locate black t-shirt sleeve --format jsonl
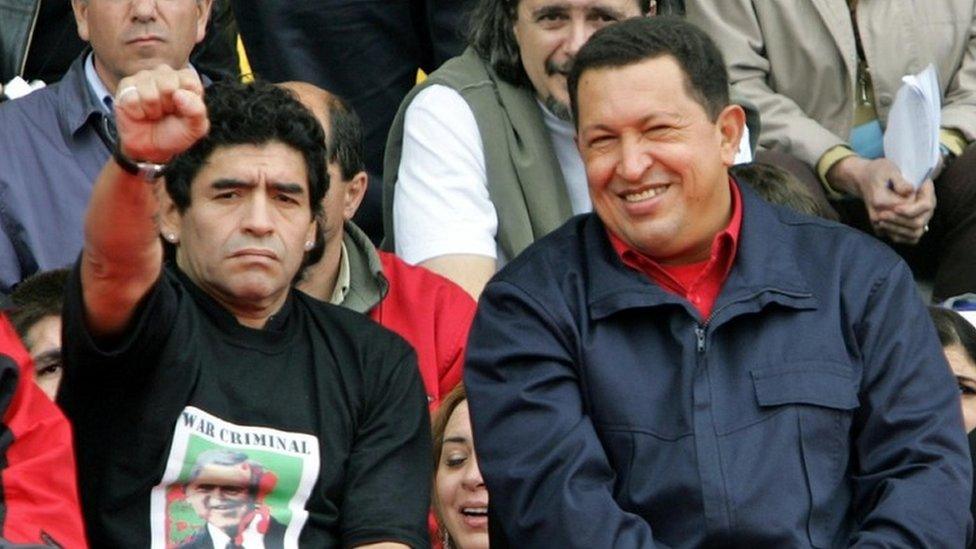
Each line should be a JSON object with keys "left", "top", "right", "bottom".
{"left": 341, "top": 340, "right": 432, "bottom": 548}
{"left": 59, "top": 261, "right": 178, "bottom": 396}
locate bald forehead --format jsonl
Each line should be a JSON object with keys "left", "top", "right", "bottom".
{"left": 278, "top": 81, "right": 333, "bottom": 141}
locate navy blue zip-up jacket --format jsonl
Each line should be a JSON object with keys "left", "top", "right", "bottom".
{"left": 465, "top": 182, "right": 972, "bottom": 548}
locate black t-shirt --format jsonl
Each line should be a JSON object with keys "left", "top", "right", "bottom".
{"left": 59, "top": 264, "right": 431, "bottom": 548}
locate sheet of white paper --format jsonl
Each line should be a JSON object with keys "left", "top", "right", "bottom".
{"left": 883, "top": 64, "right": 941, "bottom": 189}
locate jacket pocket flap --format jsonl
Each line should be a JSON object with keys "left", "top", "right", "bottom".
{"left": 752, "top": 364, "right": 858, "bottom": 410}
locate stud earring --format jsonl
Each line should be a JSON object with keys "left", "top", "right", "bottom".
{"left": 304, "top": 241, "right": 314, "bottom": 250}
{"left": 165, "top": 233, "right": 178, "bottom": 243}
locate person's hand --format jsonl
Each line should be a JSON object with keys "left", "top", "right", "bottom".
{"left": 113, "top": 65, "right": 208, "bottom": 164}
{"left": 876, "top": 178, "right": 936, "bottom": 245}
{"left": 827, "top": 156, "right": 932, "bottom": 244}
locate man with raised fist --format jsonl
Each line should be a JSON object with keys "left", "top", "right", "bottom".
{"left": 57, "top": 68, "right": 432, "bottom": 548}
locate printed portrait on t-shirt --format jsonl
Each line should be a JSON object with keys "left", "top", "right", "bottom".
{"left": 149, "top": 407, "right": 320, "bottom": 549}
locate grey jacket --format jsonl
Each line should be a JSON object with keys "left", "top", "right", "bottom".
{"left": 0, "top": 54, "right": 111, "bottom": 295}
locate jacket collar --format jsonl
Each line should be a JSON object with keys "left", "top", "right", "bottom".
{"left": 586, "top": 180, "right": 817, "bottom": 323}
{"left": 57, "top": 51, "right": 212, "bottom": 142}
{"left": 57, "top": 50, "right": 106, "bottom": 140}
{"left": 338, "top": 221, "right": 388, "bottom": 314}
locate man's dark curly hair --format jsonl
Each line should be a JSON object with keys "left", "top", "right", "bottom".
{"left": 468, "top": 0, "right": 656, "bottom": 87}
{"left": 568, "top": 16, "right": 730, "bottom": 127}
{"left": 164, "top": 80, "right": 328, "bottom": 217}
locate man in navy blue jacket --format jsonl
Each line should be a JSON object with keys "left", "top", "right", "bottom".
{"left": 464, "top": 16, "right": 973, "bottom": 547}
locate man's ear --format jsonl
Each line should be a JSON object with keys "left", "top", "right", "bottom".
{"left": 196, "top": 0, "right": 214, "bottom": 45}
{"left": 342, "top": 171, "right": 368, "bottom": 222}
{"left": 716, "top": 104, "right": 746, "bottom": 167}
{"left": 72, "top": 0, "right": 90, "bottom": 42}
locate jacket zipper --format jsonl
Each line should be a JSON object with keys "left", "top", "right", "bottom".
{"left": 18, "top": 0, "right": 43, "bottom": 77}
{"left": 693, "top": 287, "right": 814, "bottom": 354}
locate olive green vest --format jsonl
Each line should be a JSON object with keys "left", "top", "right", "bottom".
{"left": 382, "top": 47, "right": 574, "bottom": 260}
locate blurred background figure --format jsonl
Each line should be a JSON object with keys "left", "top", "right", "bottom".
{"left": 687, "top": 0, "right": 976, "bottom": 302}
{"left": 6, "top": 268, "right": 69, "bottom": 401}
{"left": 1, "top": 0, "right": 239, "bottom": 99}
{"left": 730, "top": 162, "right": 828, "bottom": 218}
{"left": 432, "top": 385, "right": 488, "bottom": 549}
{"left": 231, "top": 0, "right": 476, "bottom": 243}
{"left": 928, "top": 305, "right": 976, "bottom": 548}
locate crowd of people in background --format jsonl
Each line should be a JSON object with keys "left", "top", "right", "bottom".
{"left": 0, "top": 0, "right": 975, "bottom": 547}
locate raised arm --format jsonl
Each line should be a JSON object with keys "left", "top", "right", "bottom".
{"left": 81, "top": 66, "right": 208, "bottom": 337}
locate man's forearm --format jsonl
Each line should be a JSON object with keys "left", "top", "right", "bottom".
{"left": 80, "top": 159, "right": 163, "bottom": 336}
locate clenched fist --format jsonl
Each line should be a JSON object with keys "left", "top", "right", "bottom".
{"left": 114, "top": 65, "right": 209, "bottom": 164}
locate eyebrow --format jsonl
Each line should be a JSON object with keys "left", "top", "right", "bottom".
{"left": 532, "top": 4, "right": 568, "bottom": 18}
{"left": 33, "top": 348, "right": 61, "bottom": 365}
{"left": 531, "top": 4, "right": 627, "bottom": 19}
{"left": 210, "top": 179, "right": 306, "bottom": 195}
{"left": 444, "top": 436, "right": 469, "bottom": 444}
{"left": 589, "top": 5, "right": 627, "bottom": 19}
{"left": 582, "top": 113, "right": 681, "bottom": 135}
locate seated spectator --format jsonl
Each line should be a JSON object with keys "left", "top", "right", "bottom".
{"left": 929, "top": 305, "right": 976, "bottom": 548}
{"left": 686, "top": 1, "right": 976, "bottom": 301}
{"left": 930, "top": 306, "right": 976, "bottom": 433}
{"left": 730, "top": 162, "right": 828, "bottom": 218}
{"left": 58, "top": 74, "right": 431, "bottom": 547}
{"left": 431, "top": 385, "right": 488, "bottom": 549}
{"left": 382, "top": 0, "right": 758, "bottom": 298}
{"left": 7, "top": 268, "right": 70, "bottom": 400}
{"left": 464, "top": 17, "right": 972, "bottom": 546}
{"left": 283, "top": 82, "right": 475, "bottom": 411}
{"left": 0, "top": 0, "right": 238, "bottom": 97}
{"left": 0, "top": 0, "right": 214, "bottom": 296}
{"left": 0, "top": 314, "right": 85, "bottom": 547}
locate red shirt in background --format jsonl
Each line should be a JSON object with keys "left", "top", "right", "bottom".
{"left": 0, "top": 314, "right": 87, "bottom": 547}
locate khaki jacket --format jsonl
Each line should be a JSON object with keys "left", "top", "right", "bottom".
{"left": 687, "top": 0, "right": 976, "bottom": 167}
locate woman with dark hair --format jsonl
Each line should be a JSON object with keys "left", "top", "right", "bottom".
{"left": 431, "top": 385, "right": 489, "bottom": 549}
{"left": 929, "top": 306, "right": 976, "bottom": 433}
{"left": 929, "top": 305, "right": 976, "bottom": 548}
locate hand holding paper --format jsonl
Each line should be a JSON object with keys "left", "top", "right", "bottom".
{"left": 883, "top": 64, "right": 941, "bottom": 189}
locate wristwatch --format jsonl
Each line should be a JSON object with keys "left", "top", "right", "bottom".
{"left": 112, "top": 141, "right": 167, "bottom": 181}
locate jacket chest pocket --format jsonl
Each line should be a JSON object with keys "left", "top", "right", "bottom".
{"left": 751, "top": 363, "right": 859, "bottom": 548}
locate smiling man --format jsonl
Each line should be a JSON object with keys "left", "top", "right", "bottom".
{"left": 382, "top": 0, "right": 658, "bottom": 298}
{"left": 464, "top": 17, "right": 972, "bottom": 547}
{"left": 57, "top": 72, "right": 431, "bottom": 548}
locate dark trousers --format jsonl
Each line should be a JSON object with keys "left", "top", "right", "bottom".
{"left": 231, "top": 0, "right": 473, "bottom": 244}
{"left": 756, "top": 146, "right": 976, "bottom": 301}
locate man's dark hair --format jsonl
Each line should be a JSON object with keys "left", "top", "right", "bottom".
{"left": 568, "top": 16, "right": 729, "bottom": 126}
{"left": 730, "top": 163, "right": 829, "bottom": 218}
{"left": 930, "top": 306, "right": 976, "bottom": 364}
{"left": 165, "top": 80, "right": 328, "bottom": 217}
{"left": 324, "top": 94, "right": 366, "bottom": 181}
{"left": 468, "top": 0, "right": 656, "bottom": 87}
{"left": 7, "top": 269, "right": 70, "bottom": 341}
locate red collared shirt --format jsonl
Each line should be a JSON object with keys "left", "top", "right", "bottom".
{"left": 608, "top": 179, "right": 743, "bottom": 320}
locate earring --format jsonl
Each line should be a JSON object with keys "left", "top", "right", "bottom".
{"left": 304, "top": 241, "right": 314, "bottom": 250}
{"left": 165, "top": 233, "right": 178, "bottom": 243}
